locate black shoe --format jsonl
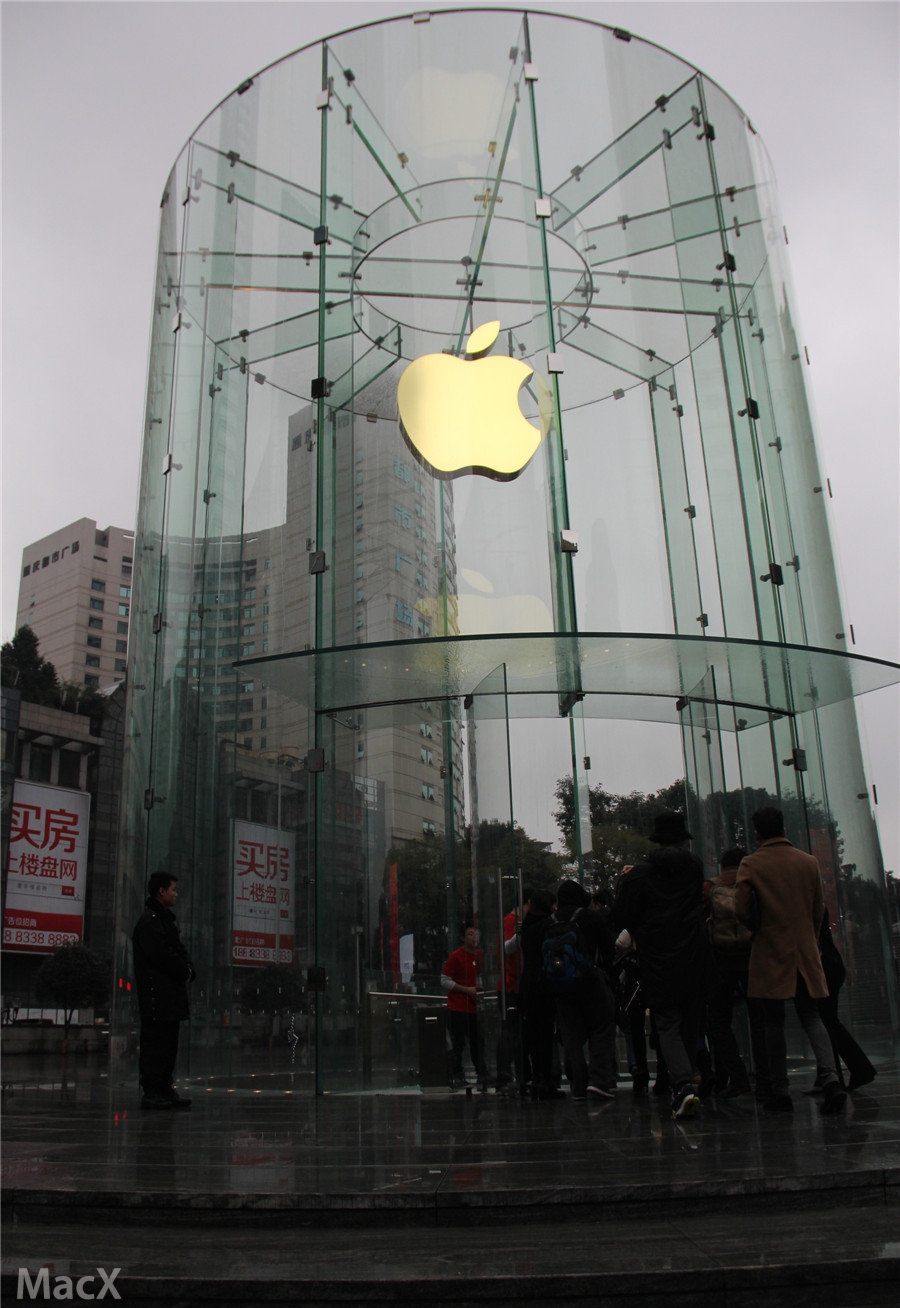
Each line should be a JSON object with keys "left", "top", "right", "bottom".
{"left": 168, "top": 1091, "right": 193, "bottom": 1108}
{"left": 821, "top": 1081, "right": 847, "bottom": 1114}
{"left": 630, "top": 1066, "right": 649, "bottom": 1094}
{"left": 141, "top": 1094, "right": 174, "bottom": 1110}
{"left": 847, "top": 1069, "right": 876, "bottom": 1092}
{"left": 762, "top": 1094, "right": 793, "bottom": 1113}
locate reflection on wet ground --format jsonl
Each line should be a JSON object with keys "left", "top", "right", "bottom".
{"left": 2, "top": 1054, "right": 898, "bottom": 1303}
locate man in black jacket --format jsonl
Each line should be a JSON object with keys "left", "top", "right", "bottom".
{"left": 611, "top": 812, "right": 710, "bottom": 1119}
{"left": 132, "top": 871, "right": 195, "bottom": 1109}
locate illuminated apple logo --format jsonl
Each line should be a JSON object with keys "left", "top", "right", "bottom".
{"left": 397, "top": 321, "right": 544, "bottom": 480}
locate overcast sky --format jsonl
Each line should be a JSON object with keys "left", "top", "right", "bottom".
{"left": 2, "top": 0, "right": 897, "bottom": 866}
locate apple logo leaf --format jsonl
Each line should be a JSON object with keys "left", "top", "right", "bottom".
{"left": 465, "top": 320, "right": 501, "bottom": 358}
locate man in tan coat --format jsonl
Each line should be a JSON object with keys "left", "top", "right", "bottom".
{"left": 735, "top": 806, "right": 846, "bottom": 1114}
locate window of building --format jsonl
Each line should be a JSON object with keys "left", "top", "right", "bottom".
{"left": 58, "top": 752, "right": 81, "bottom": 789}
{"left": 262, "top": 640, "right": 269, "bottom": 652}
{"left": 243, "top": 606, "right": 255, "bottom": 618}
{"left": 422, "top": 821, "right": 435, "bottom": 835}
{"left": 421, "top": 747, "right": 434, "bottom": 765}
{"left": 88, "top": 617, "right": 103, "bottom": 630}
{"left": 114, "top": 659, "right": 127, "bottom": 673}
{"left": 117, "top": 621, "right": 128, "bottom": 635}
{"left": 119, "top": 585, "right": 131, "bottom": 598}
{"left": 243, "top": 624, "right": 256, "bottom": 636}
{"left": 84, "top": 674, "right": 98, "bottom": 686}
{"left": 241, "top": 644, "right": 255, "bottom": 657}
{"left": 118, "top": 604, "right": 129, "bottom": 616}
{"left": 356, "top": 564, "right": 363, "bottom": 580}
{"left": 91, "top": 579, "right": 106, "bottom": 592}
{"left": 420, "top": 722, "right": 433, "bottom": 738}
{"left": 115, "top": 640, "right": 127, "bottom": 653}
{"left": 85, "top": 655, "right": 100, "bottom": 668}
{"left": 259, "top": 716, "right": 267, "bottom": 729}
{"left": 29, "top": 742, "right": 53, "bottom": 784}
{"left": 239, "top": 719, "right": 253, "bottom": 732}
{"left": 355, "top": 517, "right": 364, "bottom": 532}
{"left": 355, "top": 541, "right": 363, "bottom": 555}
{"left": 357, "top": 743, "right": 365, "bottom": 759}
{"left": 422, "top": 785, "right": 435, "bottom": 801}
{"left": 87, "top": 636, "right": 102, "bottom": 649}
{"left": 356, "top": 613, "right": 365, "bottom": 629}
{"left": 89, "top": 598, "right": 104, "bottom": 612}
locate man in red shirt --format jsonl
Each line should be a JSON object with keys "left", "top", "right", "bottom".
{"left": 441, "top": 922, "right": 488, "bottom": 1091}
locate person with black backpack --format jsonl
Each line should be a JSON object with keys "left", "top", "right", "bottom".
{"left": 543, "top": 880, "right": 617, "bottom": 1100}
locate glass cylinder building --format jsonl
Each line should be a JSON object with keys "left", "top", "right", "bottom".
{"left": 114, "top": 8, "right": 899, "bottom": 1093}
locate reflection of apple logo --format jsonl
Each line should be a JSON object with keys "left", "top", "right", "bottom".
{"left": 397, "top": 321, "right": 543, "bottom": 480}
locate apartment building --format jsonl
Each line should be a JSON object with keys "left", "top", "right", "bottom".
{"left": 16, "top": 519, "right": 134, "bottom": 687}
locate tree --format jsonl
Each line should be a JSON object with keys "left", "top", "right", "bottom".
{"left": 553, "top": 775, "right": 689, "bottom": 893}
{"left": 34, "top": 945, "right": 110, "bottom": 1032}
{"left": 1, "top": 626, "right": 59, "bottom": 705}
{"left": 58, "top": 680, "right": 109, "bottom": 725}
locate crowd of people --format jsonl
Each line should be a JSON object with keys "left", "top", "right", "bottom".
{"left": 441, "top": 806, "right": 876, "bottom": 1118}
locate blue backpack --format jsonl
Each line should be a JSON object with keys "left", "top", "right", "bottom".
{"left": 540, "top": 910, "right": 591, "bottom": 995}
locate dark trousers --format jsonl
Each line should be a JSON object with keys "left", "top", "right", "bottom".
{"left": 139, "top": 1019, "right": 181, "bottom": 1095}
{"left": 495, "top": 996, "right": 522, "bottom": 1086}
{"left": 818, "top": 989, "right": 875, "bottom": 1086}
{"left": 556, "top": 970, "right": 617, "bottom": 1096}
{"left": 651, "top": 992, "right": 704, "bottom": 1091}
{"left": 521, "top": 995, "right": 556, "bottom": 1092}
{"left": 760, "top": 974, "right": 838, "bottom": 1096}
{"left": 707, "top": 969, "right": 752, "bottom": 1088}
{"left": 447, "top": 1009, "right": 486, "bottom": 1083}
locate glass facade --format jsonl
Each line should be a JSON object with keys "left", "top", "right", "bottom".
{"left": 113, "top": 9, "right": 899, "bottom": 1092}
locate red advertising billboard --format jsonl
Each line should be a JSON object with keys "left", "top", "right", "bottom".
{"left": 231, "top": 819, "right": 295, "bottom": 966}
{"left": 3, "top": 781, "right": 90, "bottom": 954}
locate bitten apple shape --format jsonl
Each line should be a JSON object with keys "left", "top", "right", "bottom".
{"left": 397, "top": 321, "right": 542, "bottom": 479}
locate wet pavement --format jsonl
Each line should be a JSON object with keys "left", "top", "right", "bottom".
{"left": 2, "top": 1052, "right": 898, "bottom": 1305}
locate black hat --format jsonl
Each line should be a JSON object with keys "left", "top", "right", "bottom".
{"left": 649, "top": 811, "right": 693, "bottom": 845}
